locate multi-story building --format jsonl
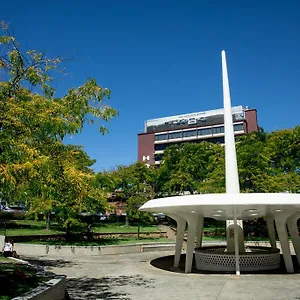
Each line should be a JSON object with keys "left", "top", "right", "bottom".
{"left": 138, "top": 105, "right": 258, "bottom": 166}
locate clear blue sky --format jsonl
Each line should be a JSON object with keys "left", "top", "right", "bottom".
{"left": 2, "top": 1, "right": 300, "bottom": 171}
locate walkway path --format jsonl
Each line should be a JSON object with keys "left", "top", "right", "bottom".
{"left": 158, "top": 225, "right": 177, "bottom": 240}
{"left": 26, "top": 251, "right": 300, "bottom": 300}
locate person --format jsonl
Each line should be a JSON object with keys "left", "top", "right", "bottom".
{"left": 10, "top": 239, "right": 19, "bottom": 258}
{"left": 3, "top": 239, "right": 13, "bottom": 257}
{"left": 87, "top": 224, "right": 93, "bottom": 240}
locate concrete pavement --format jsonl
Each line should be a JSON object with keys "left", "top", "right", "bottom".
{"left": 25, "top": 251, "right": 300, "bottom": 300}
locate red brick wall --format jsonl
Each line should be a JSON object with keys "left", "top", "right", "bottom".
{"left": 244, "top": 109, "right": 258, "bottom": 133}
{"left": 137, "top": 133, "right": 155, "bottom": 164}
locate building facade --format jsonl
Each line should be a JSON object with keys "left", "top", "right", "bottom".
{"left": 138, "top": 105, "right": 258, "bottom": 166}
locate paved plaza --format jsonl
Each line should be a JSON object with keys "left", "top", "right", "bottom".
{"left": 25, "top": 251, "right": 300, "bottom": 300}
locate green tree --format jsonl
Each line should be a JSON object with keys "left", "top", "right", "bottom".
{"left": 267, "top": 126, "right": 300, "bottom": 174}
{"left": 157, "top": 142, "right": 225, "bottom": 195}
{"left": 197, "top": 144, "right": 225, "bottom": 194}
{"left": 0, "top": 23, "right": 117, "bottom": 229}
{"left": 153, "top": 127, "right": 300, "bottom": 196}
{"left": 95, "top": 170, "right": 117, "bottom": 193}
{"left": 111, "top": 162, "right": 155, "bottom": 225}
{"left": 235, "top": 130, "right": 272, "bottom": 192}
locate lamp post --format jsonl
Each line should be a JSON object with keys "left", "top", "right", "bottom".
{"left": 138, "top": 213, "right": 140, "bottom": 240}
{"left": 134, "top": 204, "right": 141, "bottom": 240}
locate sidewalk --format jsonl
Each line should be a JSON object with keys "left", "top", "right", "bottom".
{"left": 26, "top": 251, "right": 300, "bottom": 300}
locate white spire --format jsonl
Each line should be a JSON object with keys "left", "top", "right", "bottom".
{"left": 221, "top": 50, "right": 240, "bottom": 194}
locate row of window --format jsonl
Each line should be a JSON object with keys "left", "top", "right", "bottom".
{"left": 154, "top": 124, "right": 244, "bottom": 141}
{"left": 154, "top": 136, "right": 226, "bottom": 160}
{"left": 233, "top": 123, "right": 244, "bottom": 131}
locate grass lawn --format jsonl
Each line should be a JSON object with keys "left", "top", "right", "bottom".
{"left": 0, "top": 256, "right": 9, "bottom": 263}
{"left": 6, "top": 228, "right": 65, "bottom": 236}
{"left": 23, "top": 237, "right": 173, "bottom": 246}
{"left": 6, "top": 220, "right": 160, "bottom": 236}
{"left": 13, "top": 220, "right": 53, "bottom": 227}
{"left": 93, "top": 224, "right": 159, "bottom": 233}
{"left": 244, "top": 237, "right": 272, "bottom": 241}
{"left": 202, "top": 236, "right": 226, "bottom": 241}
{"left": 6, "top": 220, "right": 65, "bottom": 236}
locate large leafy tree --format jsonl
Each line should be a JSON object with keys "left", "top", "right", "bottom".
{"left": 108, "top": 162, "right": 156, "bottom": 225}
{"left": 0, "top": 23, "right": 117, "bottom": 228}
{"left": 155, "top": 127, "right": 300, "bottom": 196}
{"left": 235, "top": 128, "right": 300, "bottom": 193}
{"left": 265, "top": 127, "right": 300, "bottom": 193}
{"left": 235, "top": 130, "right": 272, "bottom": 192}
{"left": 267, "top": 127, "right": 300, "bottom": 174}
{"left": 157, "top": 142, "right": 225, "bottom": 195}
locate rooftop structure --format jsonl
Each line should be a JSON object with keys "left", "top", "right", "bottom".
{"left": 140, "top": 51, "right": 300, "bottom": 275}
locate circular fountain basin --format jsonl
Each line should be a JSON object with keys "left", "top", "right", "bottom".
{"left": 195, "top": 246, "right": 280, "bottom": 272}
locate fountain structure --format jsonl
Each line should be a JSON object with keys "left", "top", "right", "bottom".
{"left": 139, "top": 51, "right": 300, "bottom": 275}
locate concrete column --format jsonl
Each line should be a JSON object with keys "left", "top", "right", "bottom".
{"left": 168, "top": 214, "right": 186, "bottom": 268}
{"left": 196, "top": 215, "right": 204, "bottom": 248}
{"left": 233, "top": 208, "right": 240, "bottom": 275}
{"left": 0, "top": 235, "right": 5, "bottom": 254}
{"left": 226, "top": 224, "right": 245, "bottom": 253}
{"left": 266, "top": 216, "right": 277, "bottom": 249}
{"left": 274, "top": 211, "right": 294, "bottom": 273}
{"left": 287, "top": 212, "right": 300, "bottom": 265}
{"left": 181, "top": 212, "right": 198, "bottom": 273}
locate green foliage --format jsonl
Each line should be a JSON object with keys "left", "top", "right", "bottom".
{"left": 236, "top": 131, "right": 272, "bottom": 192}
{"left": 114, "top": 163, "right": 155, "bottom": 223}
{"left": 236, "top": 128, "right": 300, "bottom": 193}
{"left": 95, "top": 171, "right": 117, "bottom": 192}
{"left": 96, "top": 162, "right": 156, "bottom": 224}
{"left": 157, "top": 142, "right": 225, "bottom": 195}
{"left": 267, "top": 127, "right": 300, "bottom": 174}
{"left": 93, "top": 126, "right": 300, "bottom": 225}
{"left": 140, "top": 128, "right": 300, "bottom": 197}
{"left": 0, "top": 23, "right": 117, "bottom": 229}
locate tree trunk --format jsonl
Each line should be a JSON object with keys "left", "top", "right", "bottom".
{"left": 46, "top": 212, "right": 50, "bottom": 230}
{"left": 137, "top": 217, "right": 140, "bottom": 240}
{"left": 125, "top": 215, "right": 129, "bottom": 227}
{"left": 66, "top": 222, "right": 71, "bottom": 241}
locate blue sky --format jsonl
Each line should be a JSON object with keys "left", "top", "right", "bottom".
{"left": 2, "top": 1, "right": 300, "bottom": 171}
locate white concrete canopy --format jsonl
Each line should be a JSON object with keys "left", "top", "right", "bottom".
{"left": 140, "top": 193, "right": 300, "bottom": 274}
{"left": 139, "top": 193, "right": 300, "bottom": 220}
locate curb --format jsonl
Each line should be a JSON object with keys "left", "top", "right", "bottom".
{"left": 7, "top": 256, "right": 29, "bottom": 264}
{"left": 2, "top": 257, "right": 66, "bottom": 300}
{"left": 15, "top": 242, "right": 176, "bottom": 257}
{"left": 12, "top": 276, "right": 66, "bottom": 300}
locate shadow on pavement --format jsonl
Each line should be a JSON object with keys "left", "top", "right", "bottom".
{"left": 67, "top": 275, "right": 155, "bottom": 300}
{"left": 23, "top": 257, "right": 75, "bottom": 268}
{"left": 151, "top": 254, "right": 300, "bottom": 275}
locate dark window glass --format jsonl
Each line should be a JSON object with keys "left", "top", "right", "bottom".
{"left": 183, "top": 130, "right": 197, "bottom": 137}
{"left": 168, "top": 131, "right": 182, "bottom": 139}
{"left": 155, "top": 133, "right": 168, "bottom": 141}
{"left": 206, "top": 136, "right": 225, "bottom": 144}
{"left": 234, "top": 124, "right": 244, "bottom": 131}
{"left": 213, "top": 126, "right": 224, "bottom": 134}
{"left": 155, "top": 154, "right": 163, "bottom": 161}
{"left": 198, "top": 128, "right": 212, "bottom": 136}
{"left": 154, "top": 143, "right": 167, "bottom": 151}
